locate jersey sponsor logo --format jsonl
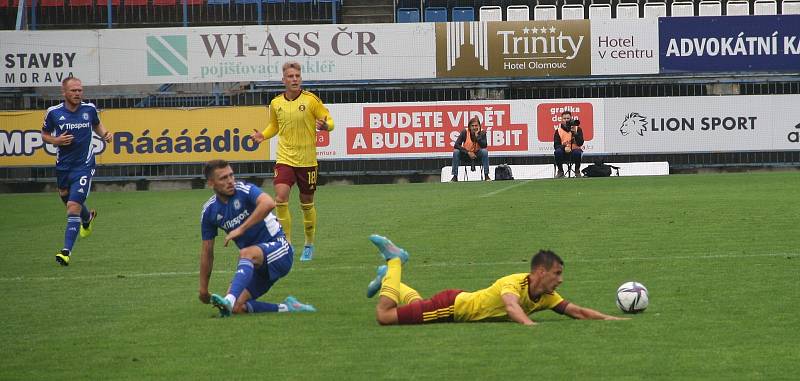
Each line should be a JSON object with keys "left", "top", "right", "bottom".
{"left": 58, "top": 122, "right": 92, "bottom": 130}
{"left": 222, "top": 209, "right": 250, "bottom": 231}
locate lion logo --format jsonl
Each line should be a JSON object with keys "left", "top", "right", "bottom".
{"left": 620, "top": 113, "right": 648, "bottom": 137}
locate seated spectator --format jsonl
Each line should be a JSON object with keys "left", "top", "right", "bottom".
{"left": 451, "top": 117, "right": 489, "bottom": 182}
{"left": 554, "top": 111, "right": 584, "bottom": 178}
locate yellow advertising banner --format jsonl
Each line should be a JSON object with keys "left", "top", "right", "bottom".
{"left": 436, "top": 20, "right": 591, "bottom": 78}
{"left": 0, "top": 107, "right": 270, "bottom": 167}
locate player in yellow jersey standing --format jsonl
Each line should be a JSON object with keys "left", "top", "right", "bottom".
{"left": 365, "top": 234, "right": 628, "bottom": 325}
{"left": 250, "top": 62, "right": 334, "bottom": 261}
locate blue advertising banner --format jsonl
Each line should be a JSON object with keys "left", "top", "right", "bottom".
{"left": 659, "top": 15, "right": 800, "bottom": 73}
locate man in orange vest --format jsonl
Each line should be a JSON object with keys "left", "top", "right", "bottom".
{"left": 451, "top": 117, "right": 490, "bottom": 182}
{"left": 553, "top": 111, "right": 584, "bottom": 178}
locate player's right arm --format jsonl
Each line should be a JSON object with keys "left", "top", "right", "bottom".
{"left": 198, "top": 239, "right": 215, "bottom": 304}
{"left": 563, "top": 303, "right": 629, "bottom": 321}
{"left": 41, "top": 113, "right": 73, "bottom": 146}
{"left": 501, "top": 293, "right": 536, "bottom": 326}
{"left": 251, "top": 103, "right": 279, "bottom": 144}
{"left": 41, "top": 130, "right": 73, "bottom": 146}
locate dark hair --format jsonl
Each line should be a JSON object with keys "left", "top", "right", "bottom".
{"left": 468, "top": 116, "right": 482, "bottom": 127}
{"left": 560, "top": 111, "right": 572, "bottom": 117}
{"left": 204, "top": 159, "right": 229, "bottom": 180}
{"left": 530, "top": 250, "right": 564, "bottom": 271}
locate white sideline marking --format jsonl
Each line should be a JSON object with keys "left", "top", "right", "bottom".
{"left": 0, "top": 252, "right": 793, "bottom": 283}
{"left": 480, "top": 180, "right": 533, "bottom": 198}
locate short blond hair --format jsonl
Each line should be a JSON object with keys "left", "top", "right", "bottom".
{"left": 282, "top": 61, "right": 302, "bottom": 73}
{"left": 62, "top": 77, "right": 81, "bottom": 88}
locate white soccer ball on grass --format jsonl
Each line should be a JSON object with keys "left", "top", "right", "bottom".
{"left": 616, "top": 281, "right": 649, "bottom": 314}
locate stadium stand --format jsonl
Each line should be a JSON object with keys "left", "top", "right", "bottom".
{"left": 534, "top": 3, "right": 557, "bottom": 20}
{"left": 451, "top": 6, "right": 474, "bottom": 21}
{"left": 3, "top": 0, "right": 800, "bottom": 185}
{"left": 561, "top": 2, "right": 586, "bottom": 19}
{"left": 753, "top": 0, "right": 777, "bottom": 13}
{"left": 785, "top": 0, "right": 800, "bottom": 13}
{"left": 589, "top": 0, "right": 613, "bottom": 18}
{"left": 396, "top": 7, "right": 419, "bottom": 22}
{"left": 478, "top": 5, "right": 501, "bottom": 20}
{"left": 1, "top": 0, "right": 338, "bottom": 28}
{"left": 698, "top": 0, "right": 722, "bottom": 15}
{"left": 617, "top": 1, "right": 641, "bottom": 18}
{"left": 726, "top": 0, "right": 750, "bottom": 14}
{"left": 645, "top": 0, "right": 668, "bottom": 16}
{"left": 670, "top": 1, "right": 695, "bottom": 15}
{"left": 424, "top": 6, "right": 447, "bottom": 21}
{"left": 506, "top": 4, "right": 529, "bottom": 20}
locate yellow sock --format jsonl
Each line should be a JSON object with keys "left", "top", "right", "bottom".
{"left": 379, "top": 258, "right": 402, "bottom": 304}
{"left": 300, "top": 202, "right": 316, "bottom": 246}
{"left": 275, "top": 202, "right": 291, "bottom": 243}
{"left": 398, "top": 283, "right": 422, "bottom": 305}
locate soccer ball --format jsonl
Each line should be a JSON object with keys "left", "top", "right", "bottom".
{"left": 616, "top": 281, "right": 649, "bottom": 314}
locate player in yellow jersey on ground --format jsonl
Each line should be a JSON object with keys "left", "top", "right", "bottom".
{"left": 365, "top": 234, "right": 628, "bottom": 325}
{"left": 251, "top": 61, "right": 334, "bottom": 261}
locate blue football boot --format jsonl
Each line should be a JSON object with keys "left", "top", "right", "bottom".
{"left": 366, "top": 265, "right": 388, "bottom": 298}
{"left": 369, "top": 234, "right": 409, "bottom": 263}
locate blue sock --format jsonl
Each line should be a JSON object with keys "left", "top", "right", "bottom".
{"left": 64, "top": 214, "right": 81, "bottom": 251}
{"left": 229, "top": 259, "right": 255, "bottom": 299}
{"left": 245, "top": 300, "right": 280, "bottom": 313}
{"left": 80, "top": 205, "right": 91, "bottom": 227}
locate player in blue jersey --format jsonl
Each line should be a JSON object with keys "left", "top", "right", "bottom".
{"left": 199, "top": 159, "right": 316, "bottom": 317}
{"left": 41, "top": 77, "right": 112, "bottom": 266}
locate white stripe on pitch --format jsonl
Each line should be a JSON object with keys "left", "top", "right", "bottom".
{"left": 1, "top": 252, "right": 794, "bottom": 283}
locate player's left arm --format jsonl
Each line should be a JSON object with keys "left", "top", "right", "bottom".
{"left": 223, "top": 193, "right": 276, "bottom": 246}
{"left": 312, "top": 98, "right": 334, "bottom": 132}
{"left": 93, "top": 122, "right": 112, "bottom": 143}
{"left": 563, "top": 302, "right": 628, "bottom": 320}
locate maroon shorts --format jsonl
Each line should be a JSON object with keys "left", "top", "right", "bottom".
{"left": 274, "top": 164, "right": 318, "bottom": 195}
{"left": 396, "top": 289, "right": 463, "bottom": 325}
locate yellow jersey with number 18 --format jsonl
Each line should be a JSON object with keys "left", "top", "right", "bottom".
{"left": 262, "top": 90, "right": 334, "bottom": 167}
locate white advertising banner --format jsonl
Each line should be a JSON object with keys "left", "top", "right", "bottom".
{"left": 591, "top": 19, "right": 659, "bottom": 75}
{"left": 267, "top": 99, "right": 607, "bottom": 160}
{"left": 269, "top": 95, "right": 799, "bottom": 160}
{"left": 0, "top": 30, "right": 101, "bottom": 87}
{"left": 604, "top": 94, "right": 799, "bottom": 154}
{"left": 98, "top": 24, "right": 436, "bottom": 85}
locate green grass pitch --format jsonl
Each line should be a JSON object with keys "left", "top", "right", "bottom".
{"left": 1, "top": 171, "right": 798, "bottom": 380}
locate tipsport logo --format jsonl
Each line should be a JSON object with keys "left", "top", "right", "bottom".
{"left": 146, "top": 35, "right": 188, "bottom": 76}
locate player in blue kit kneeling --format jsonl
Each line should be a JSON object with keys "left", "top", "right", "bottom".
{"left": 198, "top": 160, "right": 316, "bottom": 317}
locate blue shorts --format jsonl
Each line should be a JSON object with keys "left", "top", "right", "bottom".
{"left": 56, "top": 168, "right": 95, "bottom": 204}
{"left": 247, "top": 236, "right": 294, "bottom": 299}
